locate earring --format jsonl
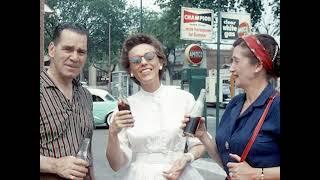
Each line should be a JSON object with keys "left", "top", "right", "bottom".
{"left": 159, "top": 66, "right": 163, "bottom": 70}
{"left": 130, "top": 73, "right": 134, "bottom": 77}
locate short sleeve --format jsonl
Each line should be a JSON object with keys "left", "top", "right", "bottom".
{"left": 186, "top": 136, "right": 202, "bottom": 150}
{"left": 187, "top": 132, "right": 213, "bottom": 151}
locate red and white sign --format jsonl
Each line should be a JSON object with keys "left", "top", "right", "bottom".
{"left": 180, "top": 7, "right": 214, "bottom": 41}
{"left": 220, "top": 12, "right": 252, "bottom": 44}
{"left": 238, "top": 22, "right": 250, "bottom": 37}
{"left": 184, "top": 44, "right": 203, "bottom": 66}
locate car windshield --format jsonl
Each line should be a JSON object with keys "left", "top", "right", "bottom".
{"left": 92, "top": 95, "right": 104, "bottom": 102}
{"left": 105, "top": 94, "right": 116, "bottom": 101}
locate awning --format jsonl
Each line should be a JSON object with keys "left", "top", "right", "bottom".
{"left": 45, "top": 4, "right": 54, "bottom": 13}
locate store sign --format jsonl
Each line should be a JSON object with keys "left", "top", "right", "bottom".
{"left": 185, "top": 44, "right": 203, "bottom": 66}
{"left": 180, "top": 7, "right": 214, "bottom": 41}
{"left": 220, "top": 12, "right": 251, "bottom": 44}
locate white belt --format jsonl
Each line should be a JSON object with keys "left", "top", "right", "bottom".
{"left": 133, "top": 152, "right": 184, "bottom": 164}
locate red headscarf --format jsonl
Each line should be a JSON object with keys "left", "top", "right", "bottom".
{"left": 242, "top": 35, "right": 273, "bottom": 73}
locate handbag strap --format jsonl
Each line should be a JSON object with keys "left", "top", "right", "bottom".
{"left": 239, "top": 91, "right": 279, "bottom": 162}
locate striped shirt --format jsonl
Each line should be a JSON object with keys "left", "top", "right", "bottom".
{"left": 40, "top": 70, "right": 94, "bottom": 179}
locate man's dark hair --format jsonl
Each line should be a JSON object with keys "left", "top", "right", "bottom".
{"left": 52, "top": 23, "right": 88, "bottom": 45}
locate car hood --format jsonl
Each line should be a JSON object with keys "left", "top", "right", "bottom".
{"left": 93, "top": 101, "right": 117, "bottom": 114}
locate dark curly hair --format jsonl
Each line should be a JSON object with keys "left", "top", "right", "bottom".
{"left": 52, "top": 22, "right": 88, "bottom": 47}
{"left": 233, "top": 34, "right": 280, "bottom": 79}
{"left": 120, "top": 33, "right": 167, "bottom": 85}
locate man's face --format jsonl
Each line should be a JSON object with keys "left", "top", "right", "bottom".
{"left": 48, "top": 29, "right": 87, "bottom": 80}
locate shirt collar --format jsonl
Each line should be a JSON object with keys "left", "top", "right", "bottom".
{"left": 246, "top": 83, "right": 274, "bottom": 107}
{"left": 140, "top": 84, "right": 164, "bottom": 98}
{"left": 40, "top": 69, "right": 81, "bottom": 89}
{"left": 234, "top": 83, "right": 274, "bottom": 108}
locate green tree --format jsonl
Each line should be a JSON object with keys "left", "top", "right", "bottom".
{"left": 238, "top": 0, "right": 264, "bottom": 28}
{"left": 255, "top": 0, "right": 280, "bottom": 36}
{"left": 270, "top": 0, "right": 280, "bottom": 36}
{"left": 44, "top": 0, "right": 129, "bottom": 80}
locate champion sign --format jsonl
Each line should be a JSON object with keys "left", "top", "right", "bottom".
{"left": 184, "top": 11, "right": 212, "bottom": 25}
{"left": 180, "top": 7, "right": 214, "bottom": 41}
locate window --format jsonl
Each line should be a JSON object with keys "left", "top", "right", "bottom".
{"left": 105, "top": 94, "right": 116, "bottom": 101}
{"left": 92, "top": 95, "right": 104, "bottom": 102}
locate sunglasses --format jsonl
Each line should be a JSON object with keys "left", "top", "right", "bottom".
{"left": 128, "top": 51, "right": 156, "bottom": 64}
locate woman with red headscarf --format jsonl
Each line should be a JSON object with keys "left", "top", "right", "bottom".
{"left": 182, "top": 34, "right": 280, "bottom": 180}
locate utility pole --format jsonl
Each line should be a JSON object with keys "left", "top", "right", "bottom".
{"left": 40, "top": 0, "right": 44, "bottom": 72}
{"left": 140, "top": 0, "right": 142, "bottom": 33}
{"left": 216, "top": 0, "right": 221, "bottom": 132}
{"left": 108, "top": 23, "right": 112, "bottom": 91}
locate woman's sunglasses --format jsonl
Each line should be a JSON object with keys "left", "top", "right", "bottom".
{"left": 128, "top": 51, "right": 156, "bottom": 64}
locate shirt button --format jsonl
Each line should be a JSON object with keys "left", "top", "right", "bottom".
{"left": 225, "top": 141, "right": 229, "bottom": 150}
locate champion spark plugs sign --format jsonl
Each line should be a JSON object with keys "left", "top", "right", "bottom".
{"left": 180, "top": 7, "right": 214, "bottom": 41}
{"left": 220, "top": 12, "right": 252, "bottom": 44}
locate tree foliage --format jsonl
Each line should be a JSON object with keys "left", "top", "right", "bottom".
{"left": 238, "top": 0, "right": 264, "bottom": 27}
{"left": 45, "top": 0, "right": 129, "bottom": 71}
{"left": 44, "top": 0, "right": 279, "bottom": 83}
{"left": 271, "top": 0, "right": 280, "bottom": 20}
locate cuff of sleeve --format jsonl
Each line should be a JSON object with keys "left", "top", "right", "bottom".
{"left": 185, "top": 152, "right": 195, "bottom": 163}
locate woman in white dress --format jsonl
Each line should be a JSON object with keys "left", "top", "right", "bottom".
{"left": 106, "top": 33, "right": 206, "bottom": 180}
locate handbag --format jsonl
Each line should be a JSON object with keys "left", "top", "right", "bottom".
{"left": 228, "top": 91, "right": 279, "bottom": 180}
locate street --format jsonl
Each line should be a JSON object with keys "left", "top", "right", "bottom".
{"left": 91, "top": 128, "right": 114, "bottom": 180}
{"left": 205, "top": 106, "right": 226, "bottom": 136}
{"left": 91, "top": 107, "right": 226, "bottom": 180}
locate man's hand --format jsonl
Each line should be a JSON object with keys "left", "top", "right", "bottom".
{"left": 54, "top": 156, "right": 89, "bottom": 180}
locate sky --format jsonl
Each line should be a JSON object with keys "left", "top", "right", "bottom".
{"left": 127, "top": 0, "right": 160, "bottom": 12}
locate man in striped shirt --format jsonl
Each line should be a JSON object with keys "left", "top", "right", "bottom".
{"left": 40, "top": 23, "right": 95, "bottom": 180}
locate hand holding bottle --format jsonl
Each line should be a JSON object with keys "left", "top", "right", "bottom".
{"left": 109, "top": 82, "right": 134, "bottom": 135}
{"left": 183, "top": 89, "right": 206, "bottom": 137}
{"left": 109, "top": 110, "right": 135, "bottom": 135}
{"left": 181, "top": 115, "right": 207, "bottom": 139}
{"left": 53, "top": 156, "right": 89, "bottom": 179}
{"left": 116, "top": 82, "right": 131, "bottom": 111}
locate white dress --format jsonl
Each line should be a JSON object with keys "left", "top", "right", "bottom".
{"left": 110, "top": 85, "right": 204, "bottom": 180}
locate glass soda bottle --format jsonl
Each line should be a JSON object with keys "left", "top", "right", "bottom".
{"left": 183, "top": 89, "right": 206, "bottom": 137}
{"left": 76, "top": 138, "right": 90, "bottom": 162}
{"left": 116, "top": 80, "right": 130, "bottom": 111}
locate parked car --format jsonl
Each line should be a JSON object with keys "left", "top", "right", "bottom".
{"left": 86, "top": 87, "right": 117, "bottom": 129}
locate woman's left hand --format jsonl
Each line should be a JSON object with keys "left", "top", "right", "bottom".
{"left": 227, "top": 153, "right": 257, "bottom": 180}
{"left": 162, "top": 156, "right": 189, "bottom": 180}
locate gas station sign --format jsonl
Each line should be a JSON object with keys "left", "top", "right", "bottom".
{"left": 180, "top": 7, "right": 214, "bottom": 41}
{"left": 184, "top": 44, "right": 203, "bottom": 66}
{"left": 220, "top": 12, "right": 251, "bottom": 44}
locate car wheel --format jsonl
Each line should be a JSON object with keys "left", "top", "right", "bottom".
{"left": 105, "top": 112, "right": 113, "bottom": 129}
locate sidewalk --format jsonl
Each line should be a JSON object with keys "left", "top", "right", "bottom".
{"left": 191, "top": 158, "right": 227, "bottom": 180}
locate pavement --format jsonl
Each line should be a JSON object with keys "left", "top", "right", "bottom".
{"left": 95, "top": 157, "right": 227, "bottom": 180}
{"left": 191, "top": 158, "right": 227, "bottom": 180}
